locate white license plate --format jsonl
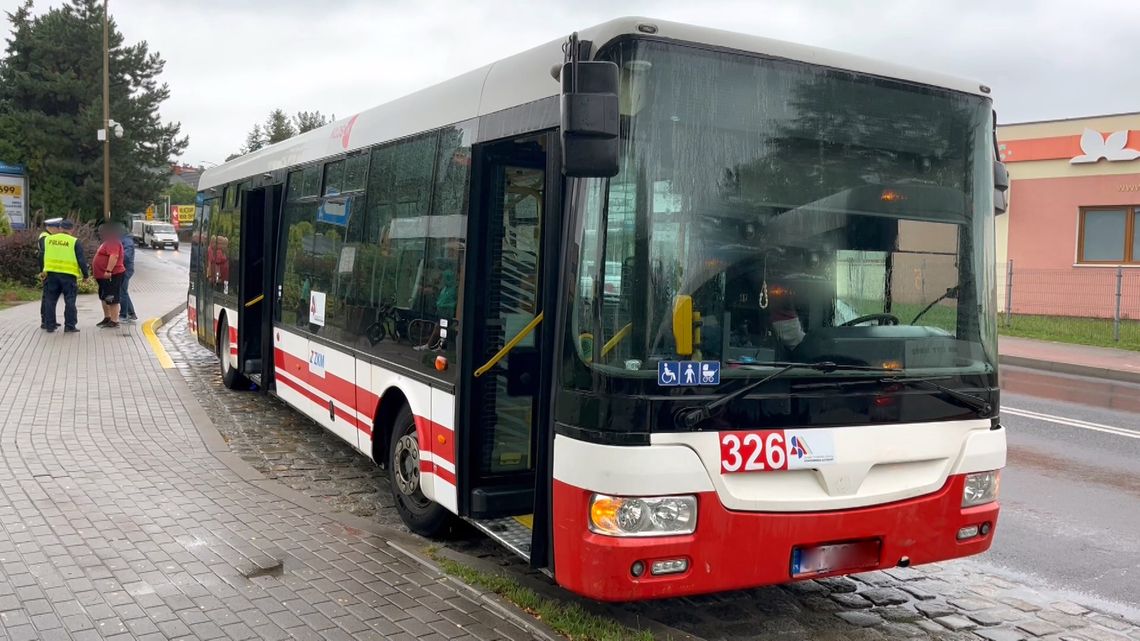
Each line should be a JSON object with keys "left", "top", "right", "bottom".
{"left": 791, "top": 540, "right": 881, "bottom": 577}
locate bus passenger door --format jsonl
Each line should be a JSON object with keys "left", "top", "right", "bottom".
{"left": 237, "top": 184, "right": 281, "bottom": 389}
{"left": 460, "top": 134, "right": 551, "bottom": 556}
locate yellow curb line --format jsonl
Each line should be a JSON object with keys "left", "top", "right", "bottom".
{"left": 143, "top": 317, "right": 175, "bottom": 369}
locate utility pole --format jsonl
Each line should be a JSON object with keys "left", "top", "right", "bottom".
{"left": 102, "top": 0, "right": 110, "bottom": 222}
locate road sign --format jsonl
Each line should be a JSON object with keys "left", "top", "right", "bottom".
{"left": 0, "top": 164, "right": 28, "bottom": 230}
{"left": 145, "top": 204, "right": 155, "bottom": 220}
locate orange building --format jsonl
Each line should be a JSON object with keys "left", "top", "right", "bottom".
{"left": 996, "top": 112, "right": 1140, "bottom": 317}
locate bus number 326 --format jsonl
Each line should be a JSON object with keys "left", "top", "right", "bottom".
{"left": 720, "top": 431, "right": 788, "bottom": 473}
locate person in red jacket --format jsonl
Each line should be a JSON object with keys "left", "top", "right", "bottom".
{"left": 93, "top": 222, "right": 127, "bottom": 328}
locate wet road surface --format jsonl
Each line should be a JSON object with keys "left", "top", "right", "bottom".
{"left": 992, "top": 366, "right": 1140, "bottom": 611}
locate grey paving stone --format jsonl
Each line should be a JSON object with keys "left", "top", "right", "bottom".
{"left": 934, "top": 614, "right": 976, "bottom": 631}
{"left": 916, "top": 601, "right": 957, "bottom": 618}
{"left": 975, "top": 628, "right": 1028, "bottom": 641}
{"left": 1051, "top": 601, "right": 1090, "bottom": 616}
{"left": 967, "top": 608, "right": 1007, "bottom": 627}
{"left": 835, "top": 610, "right": 883, "bottom": 627}
{"left": 861, "top": 587, "right": 910, "bottom": 606}
{"left": 950, "top": 596, "right": 996, "bottom": 611}
{"left": 1015, "top": 619, "right": 1063, "bottom": 637}
{"left": 831, "top": 592, "right": 873, "bottom": 609}
{"left": 898, "top": 584, "right": 938, "bottom": 601}
{"left": 877, "top": 605, "right": 923, "bottom": 623}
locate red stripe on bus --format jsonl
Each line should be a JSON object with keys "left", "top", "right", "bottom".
{"left": 415, "top": 415, "right": 456, "bottom": 465}
{"left": 422, "top": 460, "right": 457, "bottom": 486}
{"left": 274, "top": 348, "right": 371, "bottom": 422}
{"left": 274, "top": 368, "right": 370, "bottom": 435}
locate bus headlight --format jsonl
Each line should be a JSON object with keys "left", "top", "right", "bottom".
{"left": 962, "top": 470, "right": 1000, "bottom": 507}
{"left": 588, "top": 494, "right": 697, "bottom": 537}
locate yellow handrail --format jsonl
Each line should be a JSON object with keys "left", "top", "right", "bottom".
{"left": 474, "top": 312, "right": 544, "bottom": 378}
{"left": 244, "top": 294, "right": 265, "bottom": 308}
{"left": 599, "top": 323, "right": 632, "bottom": 359}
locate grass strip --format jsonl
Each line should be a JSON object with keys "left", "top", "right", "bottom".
{"left": 428, "top": 548, "right": 655, "bottom": 641}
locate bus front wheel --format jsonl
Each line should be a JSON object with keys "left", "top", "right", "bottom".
{"left": 388, "top": 405, "right": 451, "bottom": 536}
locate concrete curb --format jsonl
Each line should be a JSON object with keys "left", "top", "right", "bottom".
{"left": 154, "top": 304, "right": 562, "bottom": 641}
{"left": 999, "top": 354, "right": 1140, "bottom": 385}
{"left": 431, "top": 546, "right": 705, "bottom": 641}
{"left": 392, "top": 542, "right": 566, "bottom": 641}
{"left": 158, "top": 302, "right": 187, "bottom": 326}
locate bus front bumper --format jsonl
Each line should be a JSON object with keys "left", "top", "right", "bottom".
{"left": 552, "top": 474, "right": 998, "bottom": 602}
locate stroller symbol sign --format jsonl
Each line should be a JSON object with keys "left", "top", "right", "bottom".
{"left": 700, "top": 361, "right": 721, "bottom": 385}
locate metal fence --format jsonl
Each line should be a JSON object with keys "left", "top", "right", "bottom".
{"left": 999, "top": 261, "right": 1140, "bottom": 347}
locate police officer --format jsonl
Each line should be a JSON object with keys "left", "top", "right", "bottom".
{"left": 38, "top": 217, "right": 63, "bottom": 329}
{"left": 41, "top": 220, "right": 89, "bottom": 333}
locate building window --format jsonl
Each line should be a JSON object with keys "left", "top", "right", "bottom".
{"left": 1079, "top": 207, "right": 1140, "bottom": 263}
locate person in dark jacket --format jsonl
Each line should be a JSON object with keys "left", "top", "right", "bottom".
{"left": 117, "top": 223, "right": 138, "bottom": 322}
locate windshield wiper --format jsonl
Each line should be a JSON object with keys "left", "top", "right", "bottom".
{"left": 673, "top": 361, "right": 895, "bottom": 429}
{"left": 884, "top": 376, "right": 993, "bottom": 414}
{"left": 795, "top": 375, "right": 993, "bottom": 415}
{"left": 911, "top": 286, "right": 958, "bottom": 324}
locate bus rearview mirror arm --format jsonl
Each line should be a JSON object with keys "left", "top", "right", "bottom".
{"left": 560, "top": 33, "right": 620, "bottom": 178}
{"left": 993, "top": 160, "right": 1009, "bottom": 215}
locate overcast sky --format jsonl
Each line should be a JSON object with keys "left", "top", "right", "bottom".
{"left": 4, "top": 0, "right": 1139, "bottom": 165}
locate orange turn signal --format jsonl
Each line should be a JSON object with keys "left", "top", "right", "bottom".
{"left": 437, "top": 434, "right": 446, "bottom": 445}
{"left": 589, "top": 496, "right": 621, "bottom": 532}
{"left": 435, "top": 356, "right": 448, "bottom": 372}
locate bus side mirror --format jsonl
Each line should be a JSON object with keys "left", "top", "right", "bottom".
{"left": 994, "top": 160, "right": 1009, "bottom": 215}
{"left": 560, "top": 61, "right": 620, "bottom": 178}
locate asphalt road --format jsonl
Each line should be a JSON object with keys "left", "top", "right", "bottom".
{"left": 988, "top": 366, "right": 1140, "bottom": 612}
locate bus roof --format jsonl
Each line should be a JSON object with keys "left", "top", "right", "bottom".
{"left": 198, "top": 17, "right": 988, "bottom": 191}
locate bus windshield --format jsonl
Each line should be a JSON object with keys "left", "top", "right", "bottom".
{"left": 571, "top": 39, "right": 997, "bottom": 383}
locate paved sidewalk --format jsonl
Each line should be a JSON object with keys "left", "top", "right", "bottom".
{"left": 999, "top": 335, "right": 1140, "bottom": 383}
{"left": 0, "top": 252, "right": 543, "bottom": 641}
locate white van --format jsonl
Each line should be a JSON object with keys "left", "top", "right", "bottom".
{"left": 143, "top": 222, "right": 179, "bottom": 250}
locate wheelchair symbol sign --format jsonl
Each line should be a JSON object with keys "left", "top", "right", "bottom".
{"left": 658, "top": 361, "right": 680, "bottom": 386}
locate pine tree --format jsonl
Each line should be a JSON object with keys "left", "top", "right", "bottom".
{"left": 242, "top": 123, "right": 265, "bottom": 154}
{"left": 0, "top": 0, "right": 187, "bottom": 221}
{"left": 294, "top": 110, "right": 331, "bottom": 133}
{"left": 264, "top": 109, "right": 295, "bottom": 145}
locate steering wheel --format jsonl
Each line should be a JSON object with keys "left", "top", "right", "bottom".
{"left": 840, "top": 313, "right": 900, "bottom": 327}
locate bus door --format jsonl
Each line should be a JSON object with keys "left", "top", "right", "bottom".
{"left": 237, "top": 184, "right": 282, "bottom": 390}
{"left": 460, "top": 133, "right": 555, "bottom": 557}
{"left": 193, "top": 203, "right": 213, "bottom": 347}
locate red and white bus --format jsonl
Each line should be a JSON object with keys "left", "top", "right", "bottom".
{"left": 189, "top": 17, "right": 1008, "bottom": 601}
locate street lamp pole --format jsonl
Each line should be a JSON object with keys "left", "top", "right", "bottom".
{"left": 102, "top": 0, "right": 110, "bottom": 222}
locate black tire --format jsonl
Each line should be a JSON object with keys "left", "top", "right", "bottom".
{"left": 388, "top": 405, "right": 451, "bottom": 536}
{"left": 218, "top": 316, "right": 247, "bottom": 390}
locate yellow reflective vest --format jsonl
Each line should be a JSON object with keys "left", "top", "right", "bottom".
{"left": 42, "top": 233, "right": 83, "bottom": 278}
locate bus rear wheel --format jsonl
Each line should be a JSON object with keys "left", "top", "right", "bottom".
{"left": 217, "top": 317, "right": 247, "bottom": 390}
{"left": 388, "top": 405, "right": 451, "bottom": 536}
